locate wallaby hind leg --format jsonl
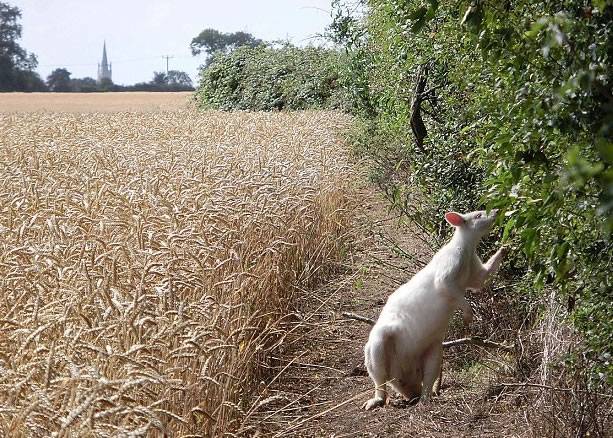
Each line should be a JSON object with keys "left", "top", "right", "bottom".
{"left": 363, "top": 331, "right": 394, "bottom": 410}
{"left": 420, "top": 344, "right": 443, "bottom": 401}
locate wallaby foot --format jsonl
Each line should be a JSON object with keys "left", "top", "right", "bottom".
{"left": 433, "top": 368, "right": 443, "bottom": 395}
{"left": 362, "top": 396, "right": 386, "bottom": 410}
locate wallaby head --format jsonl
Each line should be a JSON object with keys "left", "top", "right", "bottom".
{"left": 444, "top": 209, "right": 498, "bottom": 240}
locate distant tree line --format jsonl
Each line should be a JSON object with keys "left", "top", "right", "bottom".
{"left": 0, "top": 2, "right": 194, "bottom": 92}
{"left": 44, "top": 68, "right": 194, "bottom": 92}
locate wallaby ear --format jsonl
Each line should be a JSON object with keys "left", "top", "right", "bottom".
{"left": 445, "top": 212, "right": 465, "bottom": 227}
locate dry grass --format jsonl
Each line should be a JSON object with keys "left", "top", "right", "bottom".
{"left": 0, "top": 92, "right": 193, "bottom": 113}
{"left": 0, "top": 109, "right": 354, "bottom": 436}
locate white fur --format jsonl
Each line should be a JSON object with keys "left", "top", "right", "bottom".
{"left": 362, "top": 209, "right": 507, "bottom": 410}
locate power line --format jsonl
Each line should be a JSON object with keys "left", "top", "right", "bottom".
{"left": 39, "top": 56, "right": 157, "bottom": 68}
{"left": 38, "top": 53, "right": 193, "bottom": 69}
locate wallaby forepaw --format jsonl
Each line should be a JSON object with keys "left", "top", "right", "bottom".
{"left": 362, "top": 397, "right": 385, "bottom": 410}
{"left": 499, "top": 245, "right": 509, "bottom": 257}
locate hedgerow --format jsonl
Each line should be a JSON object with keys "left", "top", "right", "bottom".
{"left": 332, "top": 0, "right": 612, "bottom": 383}
{"left": 195, "top": 45, "right": 349, "bottom": 111}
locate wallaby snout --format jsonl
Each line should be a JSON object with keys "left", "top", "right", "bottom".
{"left": 482, "top": 209, "right": 498, "bottom": 229}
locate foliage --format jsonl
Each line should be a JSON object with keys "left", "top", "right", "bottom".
{"left": 11, "top": 68, "right": 46, "bottom": 91}
{"left": 129, "top": 70, "right": 194, "bottom": 92}
{"left": 69, "top": 76, "right": 97, "bottom": 92}
{"left": 151, "top": 71, "right": 168, "bottom": 86}
{"left": 46, "top": 68, "right": 72, "bottom": 92}
{"left": 195, "top": 44, "right": 349, "bottom": 111}
{"left": 327, "top": 0, "right": 374, "bottom": 116}
{"left": 147, "top": 70, "right": 193, "bottom": 90}
{"left": 331, "top": 0, "right": 612, "bottom": 379}
{"left": 38, "top": 70, "right": 195, "bottom": 93}
{"left": 190, "top": 28, "right": 263, "bottom": 56}
{"left": 167, "top": 70, "right": 193, "bottom": 88}
{"left": 97, "top": 77, "right": 115, "bottom": 92}
{"left": 0, "top": 2, "right": 45, "bottom": 91}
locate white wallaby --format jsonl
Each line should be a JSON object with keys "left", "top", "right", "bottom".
{"left": 362, "top": 209, "right": 507, "bottom": 410}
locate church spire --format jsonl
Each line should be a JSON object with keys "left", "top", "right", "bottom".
{"left": 97, "top": 41, "right": 112, "bottom": 84}
{"left": 101, "top": 41, "right": 108, "bottom": 67}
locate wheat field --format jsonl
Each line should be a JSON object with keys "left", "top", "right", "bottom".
{"left": 0, "top": 92, "right": 193, "bottom": 113}
{"left": 0, "top": 109, "right": 353, "bottom": 436}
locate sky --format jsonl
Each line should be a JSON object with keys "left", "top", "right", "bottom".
{"left": 11, "top": 0, "right": 334, "bottom": 85}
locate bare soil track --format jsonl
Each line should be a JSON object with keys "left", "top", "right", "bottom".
{"left": 242, "top": 186, "right": 529, "bottom": 437}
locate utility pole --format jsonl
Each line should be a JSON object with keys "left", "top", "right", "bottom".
{"left": 162, "top": 55, "right": 174, "bottom": 74}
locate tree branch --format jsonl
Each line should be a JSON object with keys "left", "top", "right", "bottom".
{"left": 409, "top": 63, "right": 429, "bottom": 152}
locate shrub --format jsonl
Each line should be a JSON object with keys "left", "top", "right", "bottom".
{"left": 195, "top": 45, "right": 350, "bottom": 111}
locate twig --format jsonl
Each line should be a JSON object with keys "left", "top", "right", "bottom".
{"left": 273, "top": 386, "right": 375, "bottom": 437}
{"left": 376, "top": 230, "right": 428, "bottom": 268}
{"left": 370, "top": 255, "right": 412, "bottom": 274}
{"left": 409, "top": 63, "right": 429, "bottom": 152}
{"left": 342, "top": 312, "right": 375, "bottom": 325}
{"left": 243, "top": 352, "right": 306, "bottom": 422}
{"left": 442, "top": 337, "right": 514, "bottom": 352}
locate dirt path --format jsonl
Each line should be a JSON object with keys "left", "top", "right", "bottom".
{"left": 242, "top": 184, "right": 527, "bottom": 437}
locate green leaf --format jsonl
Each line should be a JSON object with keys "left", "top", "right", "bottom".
{"left": 502, "top": 217, "right": 517, "bottom": 242}
{"left": 597, "top": 139, "right": 613, "bottom": 163}
{"left": 411, "top": 16, "right": 428, "bottom": 33}
{"left": 408, "top": 6, "right": 428, "bottom": 20}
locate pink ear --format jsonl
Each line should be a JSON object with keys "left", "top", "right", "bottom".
{"left": 445, "top": 212, "right": 465, "bottom": 227}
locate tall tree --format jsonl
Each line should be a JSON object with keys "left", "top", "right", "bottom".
{"left": 147, "top": 70, "right": 193, "bottom": 91}
{"left": 0, "top": 2, "right": 43, "bottom": 91}
{"left": 152, "top": 71, "right": 167, "bottom": 86}
{"left": 167, "top": 70, "right": 192, "bottom": 88}
{"left": 190, "top": 28, "right": 263, "bottom": 56}
{"left": 46, "top": 68, "right": 71, "bottom": 92}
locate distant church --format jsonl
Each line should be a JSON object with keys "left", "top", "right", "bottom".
{"left": 97, "top": 42, "right": 112, "bottom": 83}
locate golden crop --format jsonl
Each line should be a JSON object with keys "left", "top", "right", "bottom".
{"left": 0, "top": 91, "right": 193, "bottom": 113}
{"left": 0, "top": 110, "right": 353, "bottom": 436}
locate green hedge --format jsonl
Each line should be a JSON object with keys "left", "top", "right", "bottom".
{"left": 334, "top": 0, "right": 611, "bottom": 377}
{"left": 195, "top": 45, "right": 349, "bottom": 111}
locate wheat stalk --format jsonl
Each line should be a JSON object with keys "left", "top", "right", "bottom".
{"left": 0, "top": 108, "right": 353, "bottom": 436}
